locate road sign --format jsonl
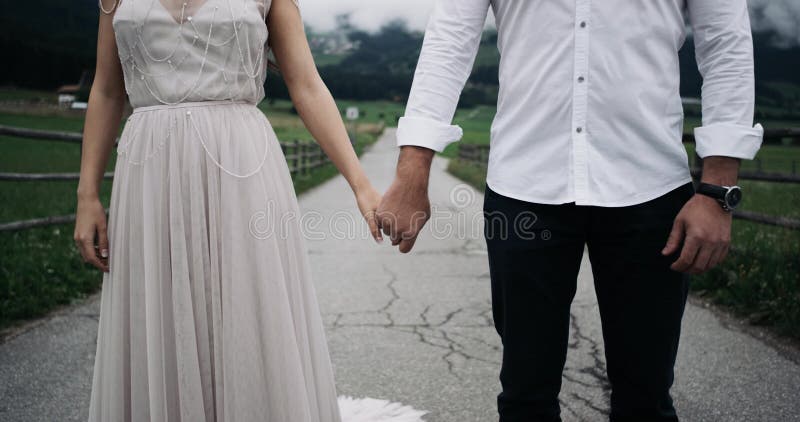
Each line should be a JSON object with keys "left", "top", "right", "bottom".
{"left": 346, "top": 107, "right": 359, "bottom": 121}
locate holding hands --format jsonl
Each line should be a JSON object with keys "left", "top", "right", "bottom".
{"left": 356, "top": 184, "right": 384, "bottom": 244}
{"left": 376, "top": 146, "right": 435, "bottom": 254}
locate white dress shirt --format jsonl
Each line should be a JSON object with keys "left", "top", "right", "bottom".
{"left": 397, "top": 0, "right": 764, "bottom": 206}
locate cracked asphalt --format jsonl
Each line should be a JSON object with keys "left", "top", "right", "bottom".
{"left": 1, "top": 129, "right": 799, "bottom": 421}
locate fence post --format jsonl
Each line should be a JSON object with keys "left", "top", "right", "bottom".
{"left": 302, "top": 142, "right": 310, "bottom": 178}
{"left": 292, "top": 140, "right": 300, "bottom": 175}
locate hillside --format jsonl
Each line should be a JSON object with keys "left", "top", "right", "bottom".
{"left": 2, "top": 0, "right": 799, "bottom": 114}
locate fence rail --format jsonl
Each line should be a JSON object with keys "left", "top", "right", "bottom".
{"left": 0, "top": 125, "right": 331, "bottom": 232}
{"left": 0, "top": 125, "right": 84, "bottom": 143}
{"left": 457, "top": 138, "right": 800, "bottom": 230}
{"left": 280, "top": 139, "right": 331, "bottom": 176}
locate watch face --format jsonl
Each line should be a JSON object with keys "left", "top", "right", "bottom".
{"left": 726, "top": 187, "right": 743, "bottom": 209}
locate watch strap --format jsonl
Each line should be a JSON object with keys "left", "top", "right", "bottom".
{"left": 697, "top": 183, "right": 728, "bottom": 200}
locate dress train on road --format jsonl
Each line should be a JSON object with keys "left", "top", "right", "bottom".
{"left": 338, "top": 397, "right": 427, "bottom": 422}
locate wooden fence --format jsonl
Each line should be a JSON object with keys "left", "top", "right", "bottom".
{"left": 457, "top": 128, "right": 800, "bottom": 230}
{"left": 0, "top": 124, "right": 330, "bottom": 232}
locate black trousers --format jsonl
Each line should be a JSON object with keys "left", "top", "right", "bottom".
{"left": 483, "top": 183, "right": 695, "bottom": 422}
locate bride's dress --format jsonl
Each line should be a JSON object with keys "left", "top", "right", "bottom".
{"left": 88, "top": 0, "right": 425, "bottom": 421}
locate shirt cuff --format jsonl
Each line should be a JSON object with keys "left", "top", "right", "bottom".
{"left": 396, "top": 116, "right": 464, "bottom": 153}
{"left": 694, "top": 123, "right": 764, "bottom": 160}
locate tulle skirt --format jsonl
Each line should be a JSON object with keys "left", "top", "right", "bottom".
{"left": 88, "top": 101, "right": 341, "bottom": 422}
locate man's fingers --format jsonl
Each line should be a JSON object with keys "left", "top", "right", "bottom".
{"left": 662, "top": 218, "right": 685, "bottom": 256}
{"left": 670, "top": 237, "right": 699, "bottom": 273}
{"left": 378, "top": 212, "right": 395, "bottom": 239}
{"left": 718, "top": 243, "right": 730, "bottom": 264}
{"left": 398, "top": 234, "right": 419, "bottom": 254}
{"left": 690, "top": 244, "right": 714, "bottom": 275}
{"left": 707, "top": 239, "right": 731, "bottom": 272}
{"left": 706, "top": 245, "right": 725, "bottom": 271}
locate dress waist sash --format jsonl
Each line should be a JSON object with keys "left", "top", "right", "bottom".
{"left": 132, "top": 100, "right": 256, "bottom": 114}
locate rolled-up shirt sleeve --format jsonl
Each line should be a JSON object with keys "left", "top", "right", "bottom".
{"left": 396, "top": 0, "right": 491, "bottom": 152}
{"left": 688, "top": 0, "right": 763, "bottom": 160}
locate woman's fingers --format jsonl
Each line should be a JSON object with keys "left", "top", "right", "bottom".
{"left": 78, "top": 236, "right": 107, "bottom": 272}
{"left": 75, "top": 197, "right": 110, "bottom": 272}
{"left": 96, "top": 223, "right": 110, "bottom": 272}
{"left": 366, "top": 211, "right": 383, "bottom": 243}
{"left": 75, "top": 224, "right": 109, "bottom": 272}
{"left": 97, "top": 224, "right": 109, "bottom": 259}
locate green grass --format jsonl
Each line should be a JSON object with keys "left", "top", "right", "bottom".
{"left": 692, "top": 221, "right": 800, "bottom": 338}
{"left": 447, "top": 159, "right": 488, "bottom": 192}
{"left": 0, "top": 88, "right": 57, "bottom": 102}
{"left": 0, "top": 90, "right": 114, "bottom": 326}
{"left": 0, "top": 112, "right": 88, "bottom": 133}
{"left": 441, "top": 105, "right": 497, "bottom": 158}
{"left": 0, "top": 225, "right": 100, "bottom": 328}
{"left": 0, "top": 100, "right": 386, "bottom": 330}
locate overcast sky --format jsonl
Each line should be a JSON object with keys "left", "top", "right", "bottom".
{"left": 297, "top": 0, "right": 800, "bottom": 46}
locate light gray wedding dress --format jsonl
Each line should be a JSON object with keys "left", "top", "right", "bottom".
{"left": 88, "top": 0, "right": 344, "bottom": 420}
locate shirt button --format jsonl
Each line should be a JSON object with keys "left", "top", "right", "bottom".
{"left": 576, "top": 127, "right": 583, "bottom": 133}
{"left": 580, "top": 21, "right": 587, "bottom": 28}
{"left": 578, "top": 76, "right": 585, "bottom": 83}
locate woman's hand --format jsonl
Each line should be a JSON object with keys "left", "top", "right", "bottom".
{"left": 74, "top": 196, "right": 110, "bottom": 272}
{"left": 356, "top": 185, "right": 384, "bottom": 243}
{"left": 73, "top": 5, "right": 125, "bottom": 274}
{"left": 269, "top": 0, "right": 384, "bottom": 244}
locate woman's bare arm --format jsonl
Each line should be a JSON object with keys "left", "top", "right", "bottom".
{"left": 267, "top": 0, "right": 383, "bottom": 242}
{"left": 74, "top": 4, "right": 127, "bottom": 272}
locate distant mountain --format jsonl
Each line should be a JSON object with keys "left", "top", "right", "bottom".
{"left": 2, "top": 0, "right": 799, "bottom": 112}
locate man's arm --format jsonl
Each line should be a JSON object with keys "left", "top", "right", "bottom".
{"left": 379, "top": 0, "right": 491, "bottom": 253}
{"left": 663, "top": 0, "right": 763, "bottom": 274}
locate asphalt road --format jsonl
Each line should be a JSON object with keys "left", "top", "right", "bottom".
{"left": 1, "top": 129, "right": 799, "bottom": 421}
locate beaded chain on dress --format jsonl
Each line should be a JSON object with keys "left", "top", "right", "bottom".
{"left": 100, "top": 0, "right": 273, "bottom": 177}
{"left": 100, "top": 0, "right": 269, "bottom": 106}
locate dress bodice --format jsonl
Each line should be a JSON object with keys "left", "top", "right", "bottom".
{"left": 106, "top": 0, "right": 272, "bottom": 108}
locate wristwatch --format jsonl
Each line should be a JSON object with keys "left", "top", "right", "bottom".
{"left": 696, "top": 183, "right": 743, "bottom": 212}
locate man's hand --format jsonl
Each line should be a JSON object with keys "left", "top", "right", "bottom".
{"left": 662, "top": 194, "right": 732, "bottom": 274}
{"left": 377, "top": 146, "right": 435, "bottom": 253}
{"left": 663, "top": 156, "right": 740, "bottom": 275}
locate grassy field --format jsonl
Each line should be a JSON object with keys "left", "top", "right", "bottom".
{"left": 0, "top": 97, "right": 387, "bottom": 330}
